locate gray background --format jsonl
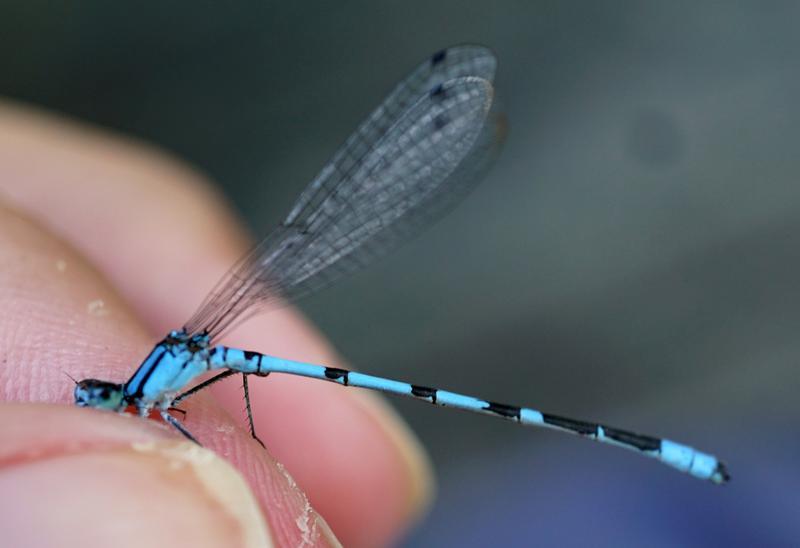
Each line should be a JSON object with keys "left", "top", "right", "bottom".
{"left": 3, "top": 2, "right": 798, "bottom": 546}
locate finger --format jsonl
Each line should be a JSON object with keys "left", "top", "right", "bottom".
{"left": 0, "top": 404, "right": 341, "bottom": 547}
{"left": 0, "top": 205, "right": 340, "bottom": 547}
{"left": 0, "top": 101, "right": 432, "bottom": 547}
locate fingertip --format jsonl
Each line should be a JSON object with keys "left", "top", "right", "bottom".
{"left": 0, "top": 100, "right": 250, "bottom": 332}
{"left": 0, "top": 198, "right": 343, "bottom": 546}
{"left": 354, "top": 389, "right": 435, "bottom": 524}
{"left": 0, "top": 403, "right": 342, "bottom": 548}
{"left": 0, "top": 102, "right": 431, "bottom": 546}
{"left": 0, "top": 404, "right": 272, "bottom": 547}
{"left": 217, "top": 370, "right": 434, "bottom": 547}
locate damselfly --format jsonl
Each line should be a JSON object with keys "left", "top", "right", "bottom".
{"left": 74, "top": 45, "right": 728, "bottom": 484}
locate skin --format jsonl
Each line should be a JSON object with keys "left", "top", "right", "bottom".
{"left": 0, "top": 101, "right": 433, "bottom": 547}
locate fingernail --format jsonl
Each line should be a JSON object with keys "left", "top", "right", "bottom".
{"left": 315, "top": 511, "right": 344, "bottom": 548}
{"left": 0, "top": 440, "right": 273, "bottom": 548}
{"left": 352, "top": 390, "right": 435, "bottom": 522}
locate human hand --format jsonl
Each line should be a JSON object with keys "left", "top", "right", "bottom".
{"left": 0, "top": 102, "right": 432, "bottom": 547}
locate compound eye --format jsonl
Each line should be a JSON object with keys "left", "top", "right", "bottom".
{"left": 74, "top": 379, "right": 124, "bottom": 410}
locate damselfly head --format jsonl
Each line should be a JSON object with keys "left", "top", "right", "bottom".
{"left": 74, "top": 379, "right": 125, "bottom": 411}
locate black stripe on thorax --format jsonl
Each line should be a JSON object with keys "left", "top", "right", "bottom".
{"left": 125, "top": 345, "right": 168, "bottom": 399}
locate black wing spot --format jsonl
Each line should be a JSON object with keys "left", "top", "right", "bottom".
{"left": 431, "top": 49, "right": 447, "bottom": 66}
{"left": 411, "top": 385, "right": 438, "bottom": 403}
{"left": 484, "top": 401, "right": 521, "bottom": 420}
{"left": 434, "top": 114, "right": 450, "bottom": 131}
{"left": 430, "top": 83, "right": 447, "bottom": 99}
{"left": 324, "top": 367, "right": 350, "bottom": 385}
{"left": 603, "top": 426, "right": 661, "bottom": 452}
{"left": 542, "top": 413, "right": 598, "bottom": 436}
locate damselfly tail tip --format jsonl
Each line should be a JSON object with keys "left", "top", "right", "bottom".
{"left": 711, "top": 461, "right": 730, "bottom": 485}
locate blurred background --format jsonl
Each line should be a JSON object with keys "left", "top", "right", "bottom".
{"left": 2, "top": 2, "right": 798, "bottom": 546}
